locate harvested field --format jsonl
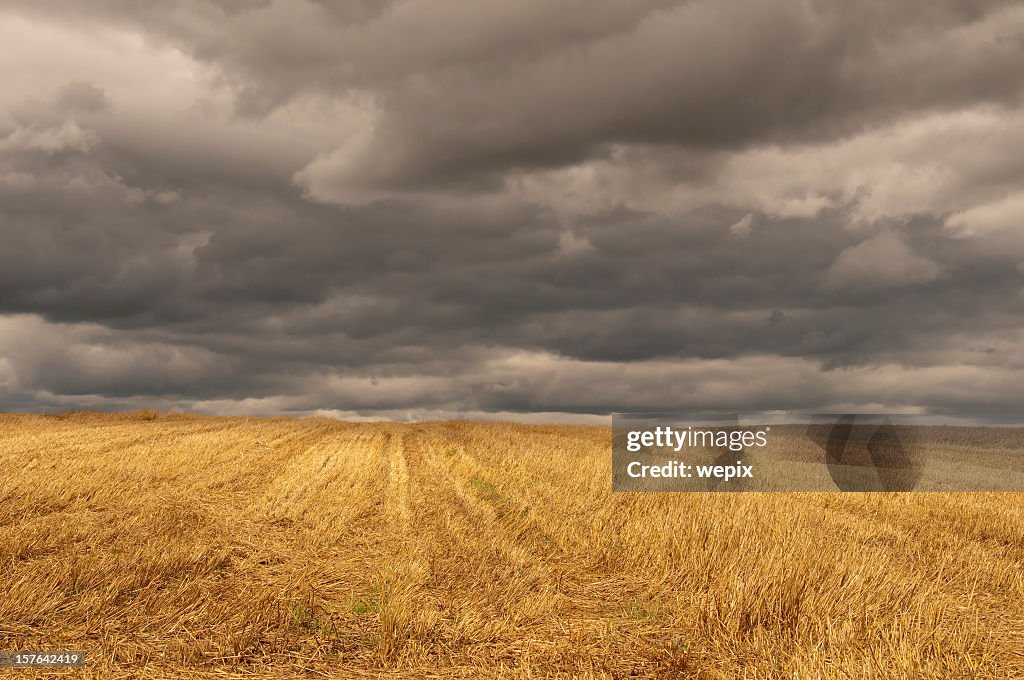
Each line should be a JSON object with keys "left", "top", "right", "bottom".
{"left": 1, "top": 413, "right": 1022, "bottom": 678}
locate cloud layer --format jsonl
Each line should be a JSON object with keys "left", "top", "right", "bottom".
{"left": 2, "top": 1, "right": 1024, "bottom": 420}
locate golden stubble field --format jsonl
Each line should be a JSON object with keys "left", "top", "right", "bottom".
{"left": 0, "top": 413, "right": 1022, "bottom": 678}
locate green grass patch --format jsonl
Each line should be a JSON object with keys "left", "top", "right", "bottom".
{"left": 622, "top": 599, "right": 662, "bottom": 622}
{"left": 347, "top": 597, "right": 381, "bottom": 616}
{"left": 288, "top": 595, "right": 339, "bottom": 638}
{"left": 469, "top": 475, "right": 504, "bottom": 506}
{"left": 345, "top": 584, "right": 382, "bottom": 617}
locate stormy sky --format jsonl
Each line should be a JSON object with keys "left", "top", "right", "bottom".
{"left": 2, "top": 0, "right": 1024, "bottom": 421}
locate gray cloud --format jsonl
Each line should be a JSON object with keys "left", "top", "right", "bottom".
{"left": 823, "top": 231, "right": 942, "bottom": 292}
{"left": 1, "top": 2, "right": 1024, "bottom": 420}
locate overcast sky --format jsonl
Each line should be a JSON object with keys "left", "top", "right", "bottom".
{"left": 2, "top": 0, "right": 1024, "bottom": 421}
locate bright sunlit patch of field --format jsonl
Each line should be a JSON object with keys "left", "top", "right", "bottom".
{"left": 0, "top": 412, "right": 1022, "bottom": 678}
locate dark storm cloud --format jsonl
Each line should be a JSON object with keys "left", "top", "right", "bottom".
{"left": 10, "top": 0, "right": 1024, "bottom": 194}
{"left": 2, "top": 1, "right": 1024, "bottom": 419}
